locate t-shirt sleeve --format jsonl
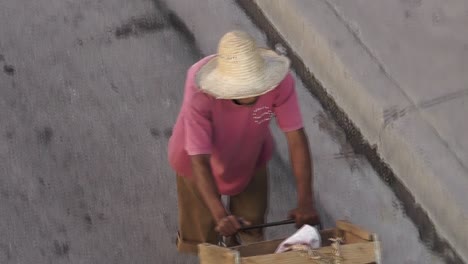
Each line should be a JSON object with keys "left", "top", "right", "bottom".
{"left": 273, "top": 73, "right": 304, "bottom": 132}
{"left": 184, "top": 90, "right": 213, "bottom": 155}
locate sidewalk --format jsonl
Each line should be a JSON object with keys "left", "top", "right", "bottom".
{"left": 240, "top": 0, "right": 467, "bottom": 262}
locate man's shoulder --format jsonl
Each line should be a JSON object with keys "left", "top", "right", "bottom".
{"left": 187, "top": 55, "right": 216, "bottom": 76}
{"left": 269, "top": 72, "right": 294, "bottom": 96}
{"left": 184, "top": 55, "right": 216, "bottom": 91}
{"left": 184, "top": 55, "right": 216, "bottom": 103}
{"left": 279, "top": 72, "right": 294, "bottom": 88}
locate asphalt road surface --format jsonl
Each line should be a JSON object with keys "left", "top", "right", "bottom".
{"left": 0, "top": 0, "right": 299, "bottom": 263}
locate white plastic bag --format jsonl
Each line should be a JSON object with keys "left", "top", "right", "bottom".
{"left": 275, "top": 224, "right": 321, "bottom": 253}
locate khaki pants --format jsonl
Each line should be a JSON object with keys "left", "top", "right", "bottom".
{"left": 176, "top": 167, "right": 268, "bottom": 254}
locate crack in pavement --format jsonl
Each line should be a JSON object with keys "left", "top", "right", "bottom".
{"left": 114, "top": 15, "right": 167, "bottom": 39}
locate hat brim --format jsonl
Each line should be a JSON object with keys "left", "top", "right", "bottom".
{"left": 195, "top": 49, "right": 290, "bottom": 99}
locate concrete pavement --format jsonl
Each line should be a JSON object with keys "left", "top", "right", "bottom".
{"left": 0, "top": 0, "right": 334, "bottom": 263}
{"left": 0, "top": 0, "right": 201, "bottom": 262}
{"left": 0, "top": 0, "right": 457, "bottom": 263}
{"left": 237, "top": 0, "right": 467, "bottom": 262}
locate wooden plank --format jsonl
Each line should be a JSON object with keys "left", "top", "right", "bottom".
{"left": 242, "top": 251, "right": 320, "bottom": 264}
{"left": 344, "top": 232, "right": 368, "bottom": 244}
{"left": 336, "top": 220, "right": 373, "bottom": 241}
{"left": 241, "top": 242, "right": 378, "bottom": 264}
{"left": 372, "top": 234, "right": 382, "bottom": 264}
{"left": 231, "top": 238, "right": 284, "bottom": 257}
{"left": 338, "top": 242, "right": 378, "bottom": 264}
{"left": 198, "top": 243, "right": 239, "bottom": 264}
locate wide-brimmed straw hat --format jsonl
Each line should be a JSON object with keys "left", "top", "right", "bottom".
{"left": 195, "top": 31, "right": 290, "bottom": 99}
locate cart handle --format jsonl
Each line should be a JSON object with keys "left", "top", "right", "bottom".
{"left": 239, "top": 219, "right": 296, "bottom": 231}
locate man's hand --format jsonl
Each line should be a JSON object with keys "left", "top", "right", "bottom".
{"left": 215, "top": 215, "right": 251, "bottom": 236}
{"left": 288, "top": 205, "right": 320, "bottom": 228}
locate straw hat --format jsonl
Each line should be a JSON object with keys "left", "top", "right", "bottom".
{"left": 195, "top": 31, "right": 290, "bottom": 99}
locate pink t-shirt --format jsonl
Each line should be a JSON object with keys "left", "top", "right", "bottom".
{"left": 168, "top": 56, "right": 303, "bottom": 195}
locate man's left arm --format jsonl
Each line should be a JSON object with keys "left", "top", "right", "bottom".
{"left": 272, "top": 73, "right": 320, "bottom": 227}
{"left": 285, "top": 128, "right": 320, "bottom": 228}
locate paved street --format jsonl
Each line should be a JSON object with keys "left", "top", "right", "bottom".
{"left": 0, "top": 0, "right": 299, "bottom": 263}
{"left": 0, "top": 0, "right": 447, "bottom": 263}
{"left": 0, "top": 0, "right": 202, "bottom": 262}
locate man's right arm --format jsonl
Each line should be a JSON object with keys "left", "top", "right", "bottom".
{"left": 191, "top": 154, "right": 242, "bottom": 236}
{"left": 191, "top": 154, "right": 226, "bottom": 222}
{"left": 185, "top": 84, "right": 242, "bottom": 236}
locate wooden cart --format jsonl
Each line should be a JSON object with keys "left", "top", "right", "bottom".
{"left": 199, "top": 220, "right": 381, "bottom": 264}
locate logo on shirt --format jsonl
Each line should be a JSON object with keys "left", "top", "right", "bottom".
{"left": 252, "top": 106, "right": 274, "bottom": 125}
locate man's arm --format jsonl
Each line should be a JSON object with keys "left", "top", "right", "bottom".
{"left": 285, "top": 128, "right": 320, "bottom": 227}
{"left": 191, "top": 155, "right": 241, "bottom": 235}
{"left": 191, "top": 155, "right": 226, "bottom": 222}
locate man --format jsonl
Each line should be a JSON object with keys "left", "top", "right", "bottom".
{"left": 168, "top": 30, "right": 320, "bottom": 254}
